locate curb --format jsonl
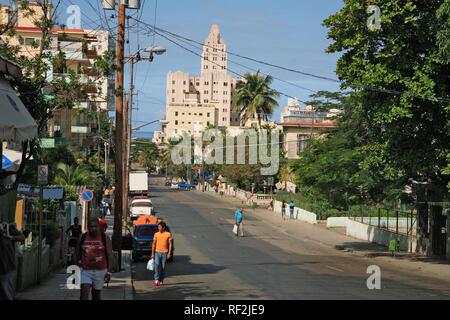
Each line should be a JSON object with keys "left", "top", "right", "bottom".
{"left": 121, "top": 250, "right": 134, "bottom": 300}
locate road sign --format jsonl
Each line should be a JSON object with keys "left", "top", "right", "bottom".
{"left": 38, "top": 165, "right": 48, "bottom": 185}
{"left": 80, "top": 189, "right": 94, "bottom": 202}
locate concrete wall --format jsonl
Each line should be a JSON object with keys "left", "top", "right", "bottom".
{"left": 274, "top": 200, "right": 317, "bottom": 224}
{"left": 327, "top": 217, "right": 349, "bottom": 228}
{"left": 346, "top": 219, "right": 416, "bottom": 252}
{"left": 16, "top": 243, "right": 51, "bottom": 291}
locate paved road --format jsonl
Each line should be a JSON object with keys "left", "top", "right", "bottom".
{"left": 132, "top": 186, "right": 450, "bottom": 300}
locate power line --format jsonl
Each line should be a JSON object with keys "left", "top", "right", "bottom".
{"left": 130, "top": 16, "right": 450, "bottom": 104}
{"left": 154, "top": 28, "right": 317, "bottom": 94}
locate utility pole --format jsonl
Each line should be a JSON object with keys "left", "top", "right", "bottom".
{"left": 113, "top": 2, "right": 126, "bottom": 270}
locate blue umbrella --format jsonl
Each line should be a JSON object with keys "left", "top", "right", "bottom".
{"left": 2, "top": 154, "right": 14, "bottom": 170}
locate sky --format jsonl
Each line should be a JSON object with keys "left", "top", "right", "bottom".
{"left": 2, "top": 0, "right": 345, "bottom": 137}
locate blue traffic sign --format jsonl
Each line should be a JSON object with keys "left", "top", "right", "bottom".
{"left": 80, "top": 189, "right": 94, "bottom": 202}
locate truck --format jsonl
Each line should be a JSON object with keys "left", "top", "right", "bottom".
{"left": 129, "top": 171, "right": 149, "bottom": 196}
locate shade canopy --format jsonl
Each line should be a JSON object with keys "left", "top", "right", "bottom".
{"left": 0, "top": 77, "right": 38, "bottom": 142}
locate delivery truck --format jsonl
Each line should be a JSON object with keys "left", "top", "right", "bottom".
{"left": 129, "top": 171, "right": 149, "bottom": 196}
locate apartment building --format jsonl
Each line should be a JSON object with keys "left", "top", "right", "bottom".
{"left": 0, "top": 1, "right": 114, "bottom": 148}
{"left": 162, "top": 24, "right": 242, "bottom": 141}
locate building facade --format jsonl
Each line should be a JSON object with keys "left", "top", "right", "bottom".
{"left": 162, "top": 24, "right": 242, "bottom": 141}
{"left": 279, "top": 98, "right": 339, "bottom": 159}
{"left": 0, "top": 1, "right": 114, "bottom": 148}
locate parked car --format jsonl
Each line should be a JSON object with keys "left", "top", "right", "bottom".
{"left": 178, "top": 182, "right": 195, "bottom": 190}
{"left": 130, "top": 198, "right": 153, "bottom": 220}
{"left": 170, "top": 183, "right": 179, "bottom": 189}
{"left": 132, "top": 224, "right": 174, "bottom": 262}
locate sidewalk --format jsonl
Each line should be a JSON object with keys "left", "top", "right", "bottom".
{"left": 16, "top": 251, "right": 133, "bottom": 300}
{"left": 196, "top": 189, "right": 450, "bottom": 283}
{"left": 16, "top": 216, "right": 133, "bottom": 300}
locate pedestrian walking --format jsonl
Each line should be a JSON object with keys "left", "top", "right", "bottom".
{"left": 0, "top": 223, "right": 24, "bottom": 300}
{"left": 98, "top": 214, "right": 108, "bottom": 233}
{"left": 281, "top": 200, "right": 287, "bottom": 220}
{"left": 289, "top": 200, "right": 295, "bottom": 220}
{"left": 151, "top": 222, "right": 173, "bottom": 287}
{"left": 235, "top": 207, "right": 244, "bottom": 237}
{"left": 76, "top": 218, "right": 113, "bottom": 300}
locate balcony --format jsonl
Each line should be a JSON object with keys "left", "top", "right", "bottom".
{"left": 71, "top": 126, "right": 90, "bottom": 134}
{"left": 52, "top": 73, "right": 90, "bottom": 84}
{"left": 84, "top": 49, "right": 98, "bottom": 58}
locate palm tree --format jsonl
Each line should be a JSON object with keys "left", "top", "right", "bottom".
{"left": 54, "top": 163, "right": 101, "bottom": 200}
{"left": 233, "top": 71, "right": 280, "bottom": 128}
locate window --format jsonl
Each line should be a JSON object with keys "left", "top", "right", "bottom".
{"left": 172, "top": 98, "right": 175, "bottom": 103}
{"left": 182, "top": 122, "right": 185, "bottom": 124}
{"left": 199, "top": 122, "right": 203, "bottom": 125}
{"left": 172, "top": 89, "right": 175, "bottom": 93}
{"left": 222, "top": 117, "right": 226, "bottom": 121}
{"left": 205, "top": 65, "right": 208, "bottom": 69}
{"left": 182, "top": 113, "right": 185, "bottom": 115}
{"left": 224, "top": 91, "right": 228, "bottom": 95}
{"left": 214, "top": 82, "right": 217, "bottom": 85}
{"left": 224, "top": 82, "right": 228, "bottom": 86}
{"left": 213, "top": 57, "right": 217, "bottom": 61}
{"left": 199, "top": 113, "right": 203, "bottom": 116}
{"left": 213, "top": 66, "right": 216, "bottom": 69}
{"left": 204, "top": 99, "right": 209, "bottom": 103}
{"left": 223, "top": 100, "right": 228, "bottom": 104}
{"left": 207, "top": 121, "right": 210, "bottom": 125}
{"left": 223, "top": 108, "right": 227, "bottom": 113}
{"left": 188, "top": 122, "right": 191, "bottom": 124}
{"left": 194, "top": 113, "right": 197, "bottom": 116}
{"left": 175, "top": 120, "right": 178, "bottom": 125}
{"left": 175, "top": 129, "right": 178, "bottom": 134}
{"left": 189, "top": 113, "right": 191, "bottom": 115}
{"left": 22, "top": 37, "right": 40, "bottom": 46}
{"left": 207, "top": 113, "right": 210, "bottom": 117}
{"left": 297, "top": 135, "right": 308, "bottom": 155}
{"left": 196, "top": 82, "right": 200, "bottom": 86}
{"left": 175, "top": 112, "right": 178, "bottom": 116}
{"left": 204, "top": 81, "right": 209, "bottom": 85}
{"left": 222, "top": 66, "right": 226, "bottom": 70}
{"left": 183, "top": 81, "right": 186, "bottom": 85}
{"left": 172, "top": 80, "right": 175, "bottom": 85}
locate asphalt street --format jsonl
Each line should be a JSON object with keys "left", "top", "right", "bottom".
{"left": 132, "top": 186, "right": 450, "bottom": 300}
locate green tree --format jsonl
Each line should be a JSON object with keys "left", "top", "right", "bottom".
{"left": 323, "top": 0, "right": 450, "bottom": 196}
{"left": 53, "top": 163, "right": 101, "bottom": 200}
{"left": 233, "top": 71, "right": 280, "bottom": 127}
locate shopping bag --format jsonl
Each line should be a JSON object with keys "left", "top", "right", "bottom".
{"left": 232, "top": 224, "right": 238, "bottom": 235}
{"left": 146, "top": 258, "right": 154, "bottom": 271}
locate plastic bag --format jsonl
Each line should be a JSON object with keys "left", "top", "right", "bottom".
{"left": 232, "top": 224, "right": 238, "bottom": 235}
{"left": 147, "top": 258, "right": 154, "bottom": 271}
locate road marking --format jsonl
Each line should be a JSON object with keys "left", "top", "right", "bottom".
{"left": 327, "top": 266, "right": 344, "bottom": 272}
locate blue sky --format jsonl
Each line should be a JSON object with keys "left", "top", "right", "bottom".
{"left": 2, "top": 0, "right": 344, "bottom": 136}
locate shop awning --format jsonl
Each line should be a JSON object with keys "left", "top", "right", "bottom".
{"left": 0, "top": 77, "right": 38, "bottom": 142}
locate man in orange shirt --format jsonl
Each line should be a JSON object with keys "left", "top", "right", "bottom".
{"left": 151, "top": 222, "right": 172, "bottom": 287}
